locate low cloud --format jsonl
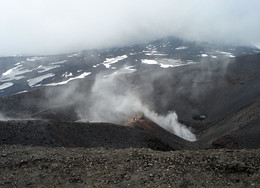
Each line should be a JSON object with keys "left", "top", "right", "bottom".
{"left": 0, "top": 0, "right": 260, "bottom": 56}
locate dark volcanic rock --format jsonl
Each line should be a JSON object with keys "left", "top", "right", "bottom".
{"left": 0, "top": 145, "right": 259, "bottom": 187}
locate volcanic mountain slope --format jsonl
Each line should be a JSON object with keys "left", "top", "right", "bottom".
{"left": 0, "top": 37, "right": 259, "bottom": 97}
{"left": 1, "top": 53, "right": 260, "bottom": 119}
{"left": 0, "top": 53, "right": 259, "bottom": 150}
{"left": 0, "top": 51, "right": 260, "bottom": 187}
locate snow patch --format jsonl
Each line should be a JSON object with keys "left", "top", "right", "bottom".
{"left": 27, "top": 73, "right": 55, "bottom": 87}
{"left": 141, "top": 59, "right": 158, "bottom": 65}
{"left": 2, "top": 69, "right": 13, "bottom": 76}
{"left": 15, "top": 90, "right": 28, "bottom": 94}
{"left": 201, "top": 54, "right": 208, "bottom": 57}
{"left": 1, "top": 65, "right": 31, "bottom": 82}
{"left": 159, "top": 64, "right": 175, "bottom": 68}
{"left": 153, "top": 53, "right": 167, "bottom": 56}
{"left": 145, "top": 51, "right": 167, "bottom": 56}
{"left": 158, "top": 59, "right": 188, "bottom": 68}
{"left": 68, "top": 53, "right": 80, "bottom": 57}
{"left": 176, "top": 46, "right": 188, "bottom": 50}
{"left": 103, "top": 55, "right": 127, "bottom": 68}
{"left": 125, "top": 66, "right": 136, "bottom": 72}
{"left": 93, "top": 64, "right": 101, "bottom": 68}
{"left": 45, "top": 72, "right": 91, "bottom": 86}
{"left": 0, "top": 82, "right": 13, "bottom": 90}
{"left": 37, "top": 65, "right": 60, "bottom": 73}
{"left": 27, "top": 57, "right": 43, "bottom": 62}
{"left": 14, "top": 61, "right": 24, "bottom": 66}
{"left": 62, "top": 72, "right": 73, "bottom": 78}
{"left": 216, "top": 51, "right": 235, "bottom": 58}
{"left": 50, "top": 60, "right": 67, "bottom": 65}
{"left": 142, "top": 58, "right": 189, "bottom": 69}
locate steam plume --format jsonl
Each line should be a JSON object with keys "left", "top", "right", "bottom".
{"left": 78, "top": 69, "right": 196, "bottom": 141}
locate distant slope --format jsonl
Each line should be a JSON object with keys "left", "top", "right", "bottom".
{"left": 0, "top": 53, "right": 259, "bottom": 149}
{"left": 0, "top": 37, "right": 259, "bottom": 96}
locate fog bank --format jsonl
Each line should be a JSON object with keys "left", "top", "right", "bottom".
{"left": 1, "top": 0, "right": 260, "bottom": 56}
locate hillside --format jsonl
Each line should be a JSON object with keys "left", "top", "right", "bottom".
{"left": 0, "top": 53, "right": 260, "bottom": 149}
{"left": 0, "top": 47, "right": 259, "bottom": 187}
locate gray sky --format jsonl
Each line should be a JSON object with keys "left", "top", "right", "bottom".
{"left": 1, "top": 0, "right": 260, "bottom": 56}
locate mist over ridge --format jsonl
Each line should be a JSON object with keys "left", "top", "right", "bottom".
{"left": 1, "top": 0, "right": 260, "bottom": 56}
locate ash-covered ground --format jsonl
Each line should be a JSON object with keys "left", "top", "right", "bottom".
{"left": 1, "top": 145, "right": 259, "bottom": 187}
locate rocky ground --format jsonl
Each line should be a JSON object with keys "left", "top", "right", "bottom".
{"left": 0, "top": 145, "right": 259, "bottom": 187}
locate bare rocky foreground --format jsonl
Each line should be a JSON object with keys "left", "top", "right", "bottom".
{"left": 0, "top": 145, "right": 259, "bottom": 187}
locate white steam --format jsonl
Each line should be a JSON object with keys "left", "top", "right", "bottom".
{"left": 143, "top": 110, "right": 196, "bottom": 142}
{"left": 78, "top": 69, "right": 196, "bottom": 142}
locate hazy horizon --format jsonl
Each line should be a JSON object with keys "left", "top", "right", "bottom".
{"left": 1, "top": 0, "right": 260, "bottom": 56}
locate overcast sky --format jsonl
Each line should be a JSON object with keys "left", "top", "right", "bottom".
{"left": 0, "top": 0, "right": 260, "bottom": 56}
